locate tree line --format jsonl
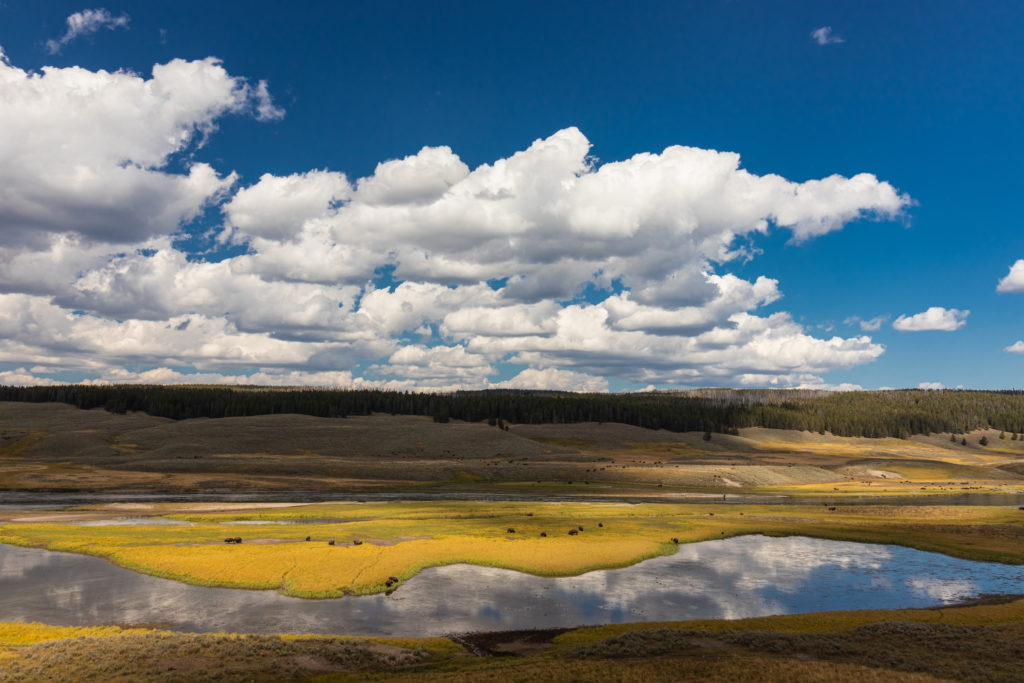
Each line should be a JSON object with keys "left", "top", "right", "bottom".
{"left": 1, "top": 384, "right": 1023, "bottom": 438}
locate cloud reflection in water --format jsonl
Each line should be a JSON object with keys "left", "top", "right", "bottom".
{"left": 1, "top": 535, "right": 1021, "bottom": 636}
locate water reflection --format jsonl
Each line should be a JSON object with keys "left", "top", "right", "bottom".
{"left": 74, "top": 518, "right": 192, "bottom": 527}
{"left": 1, "top": 535, "right": 1022, "bottom": 636}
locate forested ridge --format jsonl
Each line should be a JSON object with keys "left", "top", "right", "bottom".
{"left": 4, "top": 384, "right": 1024, "bottom": 438}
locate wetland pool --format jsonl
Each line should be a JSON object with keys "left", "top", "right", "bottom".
{"left": 2, "top": 535, "right": 1023, "bottom": 636}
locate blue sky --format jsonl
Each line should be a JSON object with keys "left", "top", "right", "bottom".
{"left": 0, "top": 1, "right": 1022, "bottom": 391}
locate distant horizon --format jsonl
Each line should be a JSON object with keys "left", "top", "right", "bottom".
{"left": 4, "top": 382, "right": 1024, "bottom": 395}
{"left": 2, "top": 3, "right": 1022, "bottom": 392}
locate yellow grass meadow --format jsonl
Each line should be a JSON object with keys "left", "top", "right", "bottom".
{"left": 2, "top": 501, "right": 1023, "bottom": 597}
{"left": 0, "top": 622, "right": 148, "bottom": 646}
{"left": 104, "top": 536, "right": 670, "bottom": 596}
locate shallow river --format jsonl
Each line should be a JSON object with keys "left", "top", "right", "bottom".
{"left": 2, "top": 535, "right": 1023, "bottom": 636}
{"left": 4, "top": 490, "right": 1024, "bottom": 508}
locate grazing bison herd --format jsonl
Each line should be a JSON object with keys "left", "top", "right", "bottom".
{"left": 223, "top": 512, "right": 734, "bottom": 554}
{"left": 505, "top": 522, "right": 600, "bottom": 537}
{"left": 225, "top": 536, "right": 367, "bottom": 546}
{"left": 500, "top": 524, "right": 607, "bottom": 536}
{"left": 216, "top": 513, "right": 731, "bottom": 594}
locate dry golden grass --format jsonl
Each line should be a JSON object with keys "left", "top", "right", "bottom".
{"left": 0, "top": 631, "right": 432, "bottom": 682}
{"left": 0, "top": 622, "right": 153, "bottom": 647}
{"left": 5, "top": 402, "right": 1024, "bottom": 497}
{"left": 339, "top": 654, "right": 941, "bottom": 683}
{"left": 102, "top": 535, "right": 669, "bottom": 596}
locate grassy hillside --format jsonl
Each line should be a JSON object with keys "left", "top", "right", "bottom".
{"left": 3, "top": 402, "right": 1024, "bottom": 497}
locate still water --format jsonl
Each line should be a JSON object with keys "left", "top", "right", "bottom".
{"left": 1, "top": 535, "right": 1022, "bottom": 636}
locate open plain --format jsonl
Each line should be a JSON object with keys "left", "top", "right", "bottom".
{"left": 2, "top": 401, "right": 1024, "bottom": 680}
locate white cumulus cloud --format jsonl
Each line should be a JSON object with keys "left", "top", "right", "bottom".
{"left": 0, "top": 55, "right": 282, "bottom": 246}
{"left": 996, "top": 259, "right": 1024, "bottom": 293}
{"left": 225, "top": 127, "right": 909, "bottom": 301}
{"left": 223, "top": 170, "right": 350, "bottom": 241}
{"left": 46, "top": 8, "right": 129, "bottom": 54}
{"left": 496, "top": 368, "right": 609, "bottom": 393}
{"left": 892, "top": 307, "right": 968, "bottom": 332}
{"left": 0, "top": 50, "right": 912, "bottom": 391}
{"left": 1005, "top": 341, "right": 1024, "bottom": 354}
{"left": 0, "top": 367, "right": 59, "bottom": 386}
